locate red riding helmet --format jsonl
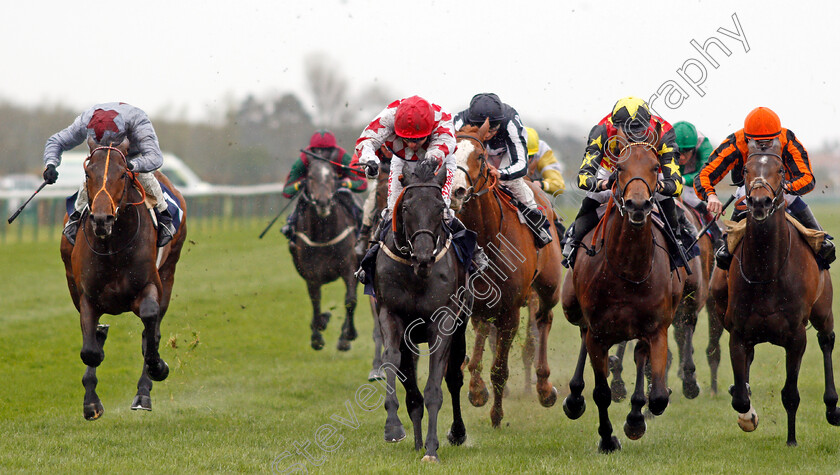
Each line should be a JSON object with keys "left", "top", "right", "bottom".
{"left": 744, "top": 107, "right": 781, "bottom": 139}
{"left": 394, "top": 96, "right": 434, "bottom": 139}
{"left": 309, "top": 129, "right": 337, "bottom": 148}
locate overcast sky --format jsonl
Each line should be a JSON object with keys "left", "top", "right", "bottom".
{"left": 2, "top": 0, "right": 838, "bottom": 148}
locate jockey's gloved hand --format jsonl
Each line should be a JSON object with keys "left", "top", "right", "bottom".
{"left": 782, "top": 180, "right": 793, "bottom": 194}
{"left": 364, "top": 161, "right": 379, "bottom": 179}
{"left": 127, "top": 160, "right": 136, "bottom": 171}
{"left": 43, "top": 164, "right": 58, "bottom": 184}
{"left": 339, "top": 178, "right": 352, "bottom": 188}
{"left": 606, "top": 170, "right": 618, "bottom": 190}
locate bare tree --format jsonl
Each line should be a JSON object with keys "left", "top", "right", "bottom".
{"left": 304, "top": 52, "right": 353, "bottom": 127}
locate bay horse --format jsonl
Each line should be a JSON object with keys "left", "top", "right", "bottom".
{"left": 608, "top": 202, "right": 713, "bottom": 402}
{"left": 709, "top": 139, "right": 839, "bottom": 446}
{"left": 449, "top": 122, "right": 564, "bottom": 427}
{"left": 289, "top": 154, "right": 358, "bottom": 351}
{"left": 60, "top": 137, "right": 187, "bottom": 420}
{"left": 560, "top": 125, "right": 686, "bottom": 452}
{"left": 374, "top": 159, "right": 467, "bottom": 462}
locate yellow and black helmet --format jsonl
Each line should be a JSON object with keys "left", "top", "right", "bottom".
{"left": 611, "top": 96, "right": 652, "bottom": 134}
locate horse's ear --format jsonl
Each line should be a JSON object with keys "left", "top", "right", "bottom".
{"left": 87, "top": 136, "right": 98, "bottom": 152}
{"left": 747, "top": 138, "right": 760, "bottom": 156}
{"left": 434, "top": 164, "right": 448, "bottom": 186}
{"left": 478, "top": 118, "right": 490, "bottom": 141}
{"left": 654, "top": 121, "right": 663, "bottom": 148}
{"left": 117, "top": 137, "right": 130, "bottom": 154}
{"left": 399, "top": 173, "right": 408, "bottom": 187}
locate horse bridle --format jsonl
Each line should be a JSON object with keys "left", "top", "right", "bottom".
{"left": 744, "top": 151, "right": 786, "bottom": 217}
{"left": 611, "top": 141, "right": 658, "bottom": 217}
{"left": 81, "top": 145, "right": 145, "bottom": 255}
{"left": 455, "top": 134, "right": 491, "bottom": 203}
{"left": 394, "top": 183, "right": 447, "bottom": 259}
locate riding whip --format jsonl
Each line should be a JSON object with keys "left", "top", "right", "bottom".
{"left": 7, "top": 180, "right": 48, "bottom": 224}
{"left": 299, "top": 149, "right": 366, "bottom": 176}
{"left": 684, "top": 194, "right": 736, "bottom": 251}
{"left": 259, "top": 189, "right": 302, "bottom": 239}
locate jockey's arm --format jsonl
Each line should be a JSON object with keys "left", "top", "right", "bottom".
{"left": 43, "top": 114, "right": 88, "bottom": 168}
{"left": 534, "top": 146, "right": 565, "bottom": 194}
{"left": 656, "top": 127, "right": 683, "bottom": 197}
{"left": 283, "top": 158, "right": 307, "bottom": 198}
{"left": 781, "top": 130, "right": 814, "bottom": 196}
{"left": 577, "top": 124, "right": 607, "bottom": 192}
{"left": 127, "top": 115, "right": 164, "bottom": 173}
{"left": 694, "top": 133, "right": 742, "bottom": 204}
{"left": 339, "top": 152, "right": 368, "bottom": 192}
{"left": 496, "top": 116, "right": 528, "bottom": 180}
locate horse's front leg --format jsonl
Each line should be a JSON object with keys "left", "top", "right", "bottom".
{"left": 368, "top": 297, "right": 385, "bottom": 381}
{"left": 563, "top": 327, "right": 588, "bottom": 419}
{"left": 781, "top": 328, "right": 806, "bottom": 446}
{"left": 522, "top": 291, "right": 539, "bottom": 392}
{"left": 624, "top": 339, "right": 649, "bottom": 440}
{"left": 306, "top": 281, "right": 329, "bottom": 351}
{"left": 609, "top": 341, "right": 628, "bottom": 402}
{"left": 648, "top": 326, "right": 671, "bottom": 416}
{"left": 489, "top": 311, "right": 518, "bottom": 428}
{"left": 707, "top": 269, "right": 728, "bottom": 396}
{"left": 588, "top": 332, "right": 620, "bottom": 453}
{"left": 135, "top": 283, "right": 168, "bottom": 382}
{"left": 378, "top": 307, "right": 406, "bottom": 443}
{"left": 79, "top": 298, "right": 107, "bottom": 420}
{"left": 445, "top": 322, "right": 467, "bottom": 447}
{"left": 673, "top": 312, "right": 700, "bottom": 399}
{"left": 729, "top": 332, "right": 758, "bottom": 432}
{"left": 337, "top": 270, "right": 358, "bottom": 352}
{"left": 467, "top": 316, "right": 490, "bottom": 407}
{"left": 421, "top": 331, "right": 452, "bottom": 463}
{"left": 533, "top": 300, "right": 557, "bottom": 407}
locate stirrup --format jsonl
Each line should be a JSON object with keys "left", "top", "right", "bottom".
{"left": 472, "top": 247, "right": 489, "bottom": 273}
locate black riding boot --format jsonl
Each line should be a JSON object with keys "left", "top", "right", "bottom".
{"left": 281, "top": 206, "right": 299, "bottom": 246}
{"left": 355, "top": 224, "right": 372, "bottom": 260}
{"left": 523, "top": 206, "right": 553, "bottom": 247}
{"left": 156, "top": 208, "right": 176, "bottom": 247}
{"left": 659, "top": 197, "right": 689, "bottom": 269}
{"left": 63, "top": 210, "right": 82, "bottom": 245}
{"left": 561, "top": 197, "right": 601, "bottom": 269}
{"left": 791, "top": 205, "right": 836, "bottom": 264}
{"left": 715, "top": 208, "right": 747, "bottom": 270}
{"left": 447, "top": 215, "right": 488, "bottom": 272}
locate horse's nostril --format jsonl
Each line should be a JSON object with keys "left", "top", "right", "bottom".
{"left": 453, "top": 188, "right": 466, "bottom": 199}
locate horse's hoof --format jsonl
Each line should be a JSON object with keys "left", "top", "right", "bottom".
{"left": 563, "top": 395, "right": 586, "bottom": 420}
{"left": 598, "top": 435, "right": 622, "bottom": 454}
{"left": 468, "top": 387, "right": 489, "bottom": 407}
{"left": 83, "top": 401, "right": 104, "bottom": 420}
{"left": 344, "top": 327, "right": 358, "bottom": 341}
{"left": 683, "top": 380, "right": 700, "bottom": 399}
{"left": 384, "top": 424, "right": 406, "bottom": 443}
{"left": 148, "top": 361, "right": 169, "bottom": 382}
{"left": 368, "top": 369, "right": 385, "bottom": 382}
{"left": 737, "top": 406, "right": 759, "bottom": 432}
{"left": 314, "top": 312, "right": 331, "bottom": 331}
{"left": 490, "top": 407, "right": 503, "bottom": 428}
{"left": 131, "top": 395, "right": 152, "bottom": 411}
{"left": 610, "top": 380, "right": 627, "bottom": 402}
{"left": 447, "top": 428, "right": 467, "bottom": 446}
{"left": 827, "top": 407, "right": 840, "bottom": 426}
{"left": 421, "top": 455, "right": 439, "bottom": 463}
{"left": 311, "top": 335, "right": 325, "bottom": 351}
{"left": 539, "top": 386, "right": 558, "bottom": 408}
{"left": 337, "top": 339, "right": 351, "bottom": 352}
{"left": 624, "top": 415, "right": 647, "bottom": 440}
{"left": 787, "top": 439, "right": 798, "bottom": 447}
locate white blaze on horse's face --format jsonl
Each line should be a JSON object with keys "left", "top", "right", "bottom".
{"left": 449, "top": 139, "right": 476, "bottom": 211}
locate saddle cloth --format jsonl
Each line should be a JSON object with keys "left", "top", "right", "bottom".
{"left": 723, "top": 214, "right": 826, "bottom": 255}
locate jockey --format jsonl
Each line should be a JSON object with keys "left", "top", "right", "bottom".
{"left": 694, "top": 106, "right": 835, "bottom": 269}
{"left": 356, "top": 95, "right": 457, "bottom": 227}
{"left": 42, "top": 102, "right": 176, "bottom": 247}
{"left": 280, "top": 129, "right": 367, "bottom": 247}
{"left": 525, "top": 126, "right": 566, "bottom": 196}
{"left": 562, "top": 96, "right": 688, "bottom": 269}
{"left": 674, "top": 121, "right": 721, "bottom": 242}
{"left": 454, "top": 93, "right": 553, "bottom": 246}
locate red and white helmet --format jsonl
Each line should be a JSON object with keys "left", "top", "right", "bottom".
{"left": 309, "top": 129, "right": 337, "bottom": 148}
{"left": 394, "top": 96, "right": 434, "bottom": 138}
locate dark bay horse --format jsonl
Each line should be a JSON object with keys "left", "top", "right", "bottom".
{"left": 608, "top": 202, "right": 713, "bottom": 402}
{"left": 60, "top": 137, "right": 187, "bottom": 420}
{"left": 289, "top": 155, "right": 358, "bottom": 351}
{"left": 561, "top": 125, "right": 686, "bottom": 452}
{"left": 374, "top": 159, "right": 467, "bottom": 462}
{"left": 709, "top": 140, "right": 838, "bottom": 446}
{"left": 449, "top": 122, "right": 564, "bottom": 427}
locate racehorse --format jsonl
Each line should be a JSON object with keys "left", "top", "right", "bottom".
{"left": 60, "top": 137, "right": 187, "bottom": 420}
{"left": 561, "top": 124, "right": 686, "bottom": 452}
{"left": 708, "top": 139, "right": 839, "bottom": 446}
{"left": 289, "top": 155, "right": 359, "bottom": 351}
{"left": 373, "top": 159, "right": 468, "bottom": 462}
{"left": 367, "top": 160, "right": 389, "bottom": 381}
{"left": 449, "top": 121, "right": 564, "bottom": 427}
{"left": 608, "top": 203, "right": 713, "bottom": 402}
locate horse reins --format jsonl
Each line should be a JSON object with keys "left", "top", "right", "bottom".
{"left": 455, "top": 134, "right": 495, "bottom": 203}
{"left": 745, "top": 151, "right": 786, "bottom": 217}
{"left": 386, "top": 182, "right": 451, "bottom": 262}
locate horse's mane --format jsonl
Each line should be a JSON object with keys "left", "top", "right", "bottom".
{"left": 411, "top": 159, "right": 439, "bottom": 184}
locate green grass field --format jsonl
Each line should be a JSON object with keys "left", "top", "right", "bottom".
{"left": 2, "top": 206, "right": 840, "bottom": 474}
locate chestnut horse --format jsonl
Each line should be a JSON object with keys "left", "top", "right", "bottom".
{"left": 449, "top": 122, "right": 564, "bottom": 427}
{"left": 561, "top": 125, "right": 686, "bottom": 452}
{"left": 708, "top": 140, "right": 839, "bottom": 446}
{"left": 60, "top": 138, "right": 187, "bottom": 420}
{"left": 608, "top": 203, "right": 713, "bottom": 401}
{"left": 289, "top": 157, "right": 358, "bottom": 351}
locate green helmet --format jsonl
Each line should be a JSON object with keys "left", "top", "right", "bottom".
{"left": 673, "top": 121, "right": 698, "bottom": 150}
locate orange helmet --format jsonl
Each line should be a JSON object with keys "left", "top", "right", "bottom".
{"left": 394, "top": 96, "right": 435, "bottom": 139}
{"left": 744, "top": 107, "right": 781, "bottom": 139}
